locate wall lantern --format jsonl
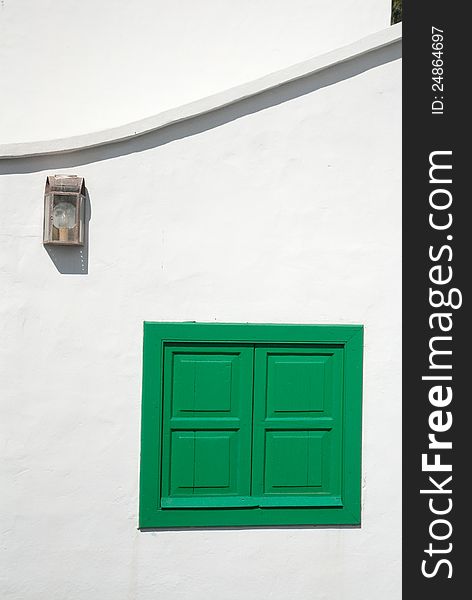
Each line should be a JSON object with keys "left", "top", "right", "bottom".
{"left": 43, "top": 175, "right": 85, "bottom": 246}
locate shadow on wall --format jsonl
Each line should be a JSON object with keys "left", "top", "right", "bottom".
{"left": 0, "top": 40, "right": 401, "bottom": 177}
{"left": 44, "top": 189, "right": 92, "bottom": 274}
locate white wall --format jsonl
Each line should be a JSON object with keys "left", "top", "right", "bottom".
{"left": 0, "top": 38, "right": 401, "bottom": 600}
{"left": 0, "top": 0, "right": 391, "bottom": 144}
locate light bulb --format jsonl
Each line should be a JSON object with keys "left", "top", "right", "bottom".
{"left": 52, "top": 202, "right": 76, "bottom": 230}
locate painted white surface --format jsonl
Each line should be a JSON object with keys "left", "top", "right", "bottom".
{"left": 0, "top": 39, "right": 402, "bottom": 600}
{"left": 0, "top": 24, "right": 402, "bottom": 159}
{"left": 0, "top": 0, "right": 391, "bottom": 144}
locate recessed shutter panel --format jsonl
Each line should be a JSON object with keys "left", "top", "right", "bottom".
{"left": 252, "top": 346, "right": 344, "bottom": 507}
{"left": 161, "top": 344, "right": 255, "bottom": 508}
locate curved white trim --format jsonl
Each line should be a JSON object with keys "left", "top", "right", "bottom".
{"left": 0, "top": 23, "right": 401, "bottom": 160}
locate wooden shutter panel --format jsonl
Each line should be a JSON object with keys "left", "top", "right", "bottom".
{"left": 251, "top": 346, "right": 344, "bottom": 507}
{"left": 140, "top": 322, "right": 362, "bottom": 528}
{"left": 161, "top": 344, "right": 256, "bottom": 508}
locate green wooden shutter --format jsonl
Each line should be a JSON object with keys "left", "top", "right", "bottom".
{"left": 161, "top": 344, "right": 256, "bottom": 508}
{"left": 252, "top": 346, "right": 344, "bottom": 507}
{"left": 139, "top": 322, "right": 362, "bottom": 528}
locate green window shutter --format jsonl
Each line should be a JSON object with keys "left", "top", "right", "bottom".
{"left": 252, "top": 347, "right": 344, "bottom": 507}
{"left": 160, "top": 344, "right": 255, "bottom": 509}
{"left": 139, "top": 323, "right": 363, "bottom": 529}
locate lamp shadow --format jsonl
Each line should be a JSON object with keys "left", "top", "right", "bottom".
{"left": 44, "top": 189, "right": 92, "bottom": 274}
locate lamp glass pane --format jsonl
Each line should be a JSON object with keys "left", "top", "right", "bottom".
{"left": 52, "top": 196, "right": 77, "bottom": 230}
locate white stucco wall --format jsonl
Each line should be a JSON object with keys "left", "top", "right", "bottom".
{"left": 0, "top": 31, "right": 401, "bottom": 600}
{"left": 0, "top": 0, "right": 391, "bottom": 144}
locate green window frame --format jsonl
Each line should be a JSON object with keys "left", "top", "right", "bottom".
{"left": 139, "top": 322, "right": 363, "bottom": 529}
